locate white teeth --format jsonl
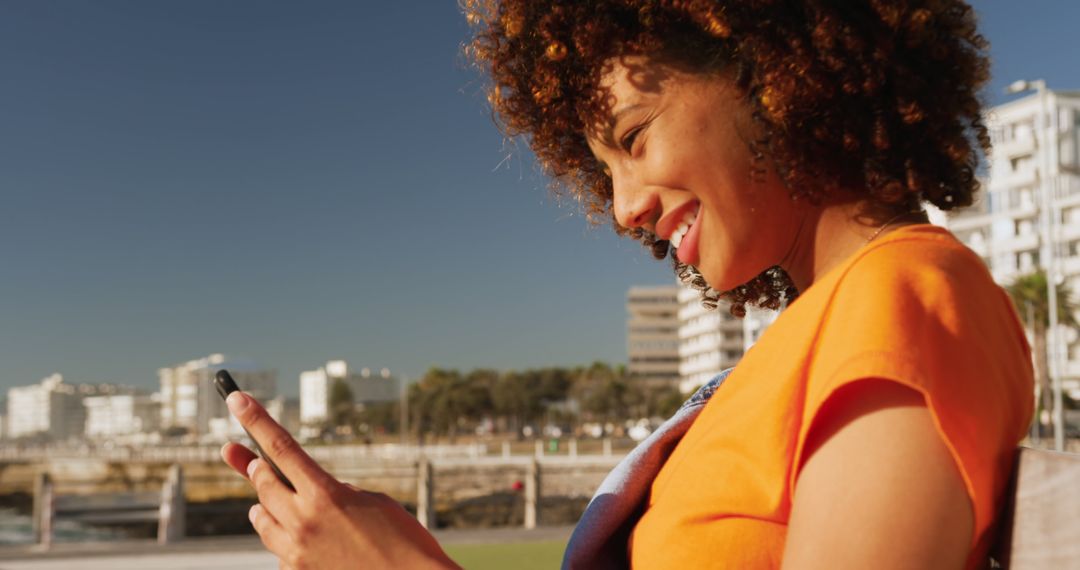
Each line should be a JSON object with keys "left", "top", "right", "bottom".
{"left": 668, "top": 205, "right": 699, "bottom": 249}
{"left": 670, "top": 222, "right": 689, "bottom": 248}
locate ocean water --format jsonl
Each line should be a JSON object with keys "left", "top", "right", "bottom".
{"left": 0, "top": 509, "right": 131, "bottom": 545}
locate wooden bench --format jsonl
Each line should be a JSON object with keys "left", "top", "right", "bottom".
{"left": 32, "top": 463, "right": 186, "bottom": 547}
{"left": 989, "top": 446, "right": 1080, "bottom": 568}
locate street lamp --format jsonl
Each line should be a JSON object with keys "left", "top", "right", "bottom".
{"left": 1006, "top": 78, "right": 1065, "bottom": 451}
{"left": 399, "top": 374, "right": 410, "bottom": 446}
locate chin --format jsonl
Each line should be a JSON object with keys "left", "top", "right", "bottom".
{"left": 696, "top": 262, "right": 766, "bottom": 294}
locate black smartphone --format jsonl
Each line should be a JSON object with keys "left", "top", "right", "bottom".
{"left": 215, "top": 369, "right": 296, "bottom": 492}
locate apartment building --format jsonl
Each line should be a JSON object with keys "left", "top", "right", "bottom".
{"left": 946, "top": 89, "right": 1080, "bottom": 398}
{"left": 677, "top": 286, "right": 749, "bottom": 394}
{"left": 299, "top": 360, "right": 399, "bottom": 438}
{"left": 626, "top": 285, "right": 682, "bottom": 387}
{"left": 84, "top": 392, "right": 161, "bottom": 439}
{"left": 6, "top": 374, "right": 87, "bottom": 441}
{"left": 159, "top": 353, "right": 277, "bottom": 437}
{"left": 626, "top": 283, "right": 781, "bottom": 394}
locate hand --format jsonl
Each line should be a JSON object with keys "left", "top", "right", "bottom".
{"left": 219, "top": 391, "right": 459, "bottom": 570}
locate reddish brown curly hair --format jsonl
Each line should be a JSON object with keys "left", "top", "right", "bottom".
{"left": 463, "top": 0, "right": 991, "bottom": 316}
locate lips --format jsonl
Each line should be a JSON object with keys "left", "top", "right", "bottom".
{"left": 675, "top": 208, "right": 701, "bottom": 265}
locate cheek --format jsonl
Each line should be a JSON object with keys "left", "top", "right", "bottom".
{"left": 696, "top": 181, "right": 794, "bottom": 291}
{"left": 696, "top": 206, "right": 764, "bottom": 289}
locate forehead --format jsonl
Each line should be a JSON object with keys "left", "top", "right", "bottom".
{"left": 585, "top": 56, "right": 678, "bottom": 141}
{"left": 597, "top": 55, "right": 676, "bottom": 96}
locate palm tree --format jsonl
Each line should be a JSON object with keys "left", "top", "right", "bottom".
{"left": 1006, "top": 269, "right": 1079, "bottom": 437}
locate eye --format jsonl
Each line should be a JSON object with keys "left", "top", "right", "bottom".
{"left": 619, "top": 125, "right": 644, "bottom": 153}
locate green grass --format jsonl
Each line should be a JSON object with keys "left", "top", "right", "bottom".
{"left": 443, "top": 540, "right": 567, "bottom": 570}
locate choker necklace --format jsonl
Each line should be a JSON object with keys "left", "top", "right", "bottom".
{"left": 866, "top": 210, "right": 924, "bottom": 244}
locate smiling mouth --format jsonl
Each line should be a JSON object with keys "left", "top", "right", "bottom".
{"left": 668, "top": 203, "right": 699, "bottom": 249}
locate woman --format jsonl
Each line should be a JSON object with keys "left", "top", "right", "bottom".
{"left": 220, "top": 1, "right": 1034, "bottom": 568}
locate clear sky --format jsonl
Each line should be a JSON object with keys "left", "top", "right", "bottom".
{"left": 1, "top": 1, "right": 1077, "bottom": 397}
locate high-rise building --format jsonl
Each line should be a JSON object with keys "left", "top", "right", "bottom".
{"left": 266, "top": 396, "right": 302, "bottom": 435}
{"left": 946, "top": 89, "right": 1080, "bottom": 399}
{"left": 299, "top": 360, "right": 399, "bottom": 439}
{"left": 627, "top": 283, "right": 779, "bottom": 395}
{"left": 677, "top": 287, "right": 750, "bottom": 394}
{"left": 158, "top": 353, "right": 277, "bottom": 437}
{"left": 626, "top": 285, "right": 681, "bottom": 387}
{"left": 84, "top": 392, "right": 161, "bottom": 439}
{"left": 6, "top": 374, "right": 87, "bottom": 441}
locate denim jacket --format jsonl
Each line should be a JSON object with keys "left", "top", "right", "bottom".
{"left": 562, "top": 369, "right": 732, "bottom": 570}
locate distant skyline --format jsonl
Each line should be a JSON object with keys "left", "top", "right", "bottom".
{"left": 2, "top": 1, "right": 1077, "bottom": 397}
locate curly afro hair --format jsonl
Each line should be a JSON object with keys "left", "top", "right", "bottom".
{"left": 464, "top": 0, "right": 991, "bottom": 316}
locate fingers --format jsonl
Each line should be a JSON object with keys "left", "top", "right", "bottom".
{"left": 249, "top": 503, "right": 293, "bottom": 561}
{"left": 226, "top": 391, "right": 332, "bottom": 494}
{"left": 247, "top": 458, "right": 301, "bottom": 527}
{"left": 221, "top": 442, "right": 257, "bottom": 477}
{"left": 222, "top": 443, "right": 301, "bottom": 528}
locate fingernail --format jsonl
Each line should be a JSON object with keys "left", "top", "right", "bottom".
{"left": 249, "top": 504, "right": 260, "bottom": 524}
{"left": 246, "top": 459, "right": 259, "bottom": 479}
{"left": 226, "top": 391, "right": 250, "bottom": 414}
{"left": 219, "top": 443, "right": 230, "bottom": 462}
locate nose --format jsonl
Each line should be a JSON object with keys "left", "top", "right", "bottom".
{"left": 611, "top": 169, "right": 660, "bottom": 231}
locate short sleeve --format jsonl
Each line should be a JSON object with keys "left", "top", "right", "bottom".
{"left": 790, "top": 237, "right": 1034, "bottom": 554}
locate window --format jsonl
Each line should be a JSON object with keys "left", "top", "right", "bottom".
{"left": 1011, "top": 154, "right": 1033, "bottom": 172}
{"left": 1015, "top": 216, "right": 1041, "bottom": 238}
{"left": 1017, "top": 250, "right": 1041, "bottom": 272}
{"left": 990, "top": 126, "right": 1006, "bottom": 145}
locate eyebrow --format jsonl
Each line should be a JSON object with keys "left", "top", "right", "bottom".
{"left": 590, "top": 102, "right": 646, "bottom": 173}
{"left": 601, "top": 103, "right": 646, "bottom": 147}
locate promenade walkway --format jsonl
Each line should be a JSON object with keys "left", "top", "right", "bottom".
{"left": 0, "top": 526, "right": 574, "bottom": 570}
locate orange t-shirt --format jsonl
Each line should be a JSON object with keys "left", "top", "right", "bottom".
{"left": 628, "top": 224, "right": 1034, "bottom": 569}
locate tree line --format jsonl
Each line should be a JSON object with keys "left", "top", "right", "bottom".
{"left": 327, "top": 362, "right": 685, "bottom": 442}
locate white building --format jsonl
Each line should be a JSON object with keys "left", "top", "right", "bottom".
{"left": 299, "top": 360, "right": 399, "bottom": 438}
{"left": 626, "top": 283, "right": 781, "bottom": 395}
{"left": 6, "top": 374, "right": 87, "bottom": 441}
{"left": 300, "top": 360, "right": 355, "bottom": 430}
{"left": 159, "top": 353, "right": 277, "bottom": 438}
{"left": 946, "top": 88, "right": 1080, "bottom": 399}
{"left": 677, "top": 287, "right": 751, "bottom": 394}
{"left": 626, "top": 285, "right": 681, "bottom": 387}
{"left": 84, "top": 392, "right": 161, "bottom": 439}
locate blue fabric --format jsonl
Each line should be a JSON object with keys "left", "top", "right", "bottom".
{"left": 561, "top": 369, "right": 733, "bottom": 570}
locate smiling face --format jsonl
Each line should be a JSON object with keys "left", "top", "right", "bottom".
{"left": 585, "top": 56, "right": 804, "bottom": 293}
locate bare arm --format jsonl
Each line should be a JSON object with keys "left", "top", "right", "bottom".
{"left": 782, "top": 379, "right": 974, "bottom": 570}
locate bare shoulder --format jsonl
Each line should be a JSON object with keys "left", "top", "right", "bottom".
{"left": 782, "top": 378, "right": 974, "bottom": 570}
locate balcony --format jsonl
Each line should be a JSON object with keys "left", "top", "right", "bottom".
{"left": 949, "top": 213, "right": 994, "bottom": 232}
{"left": 1060, "top": 255, "right": 1080, "bottom": 276}
{"left": 993, "top": 135, "right": 1036, "bottom": 160}
{"left": 1005, "top": 202, "right": 1038, "bottom": 219}
{"left": 1063, "top": 360, "right": 1080, "bottom": 380}
{"left": 1060, "top": 223, "right": 1080, "bottom": 243}
{"left": 965, "top": 239, "right": 989, "bottom": 257}
{"left": 1000, "top": 166, "right": 1039, "bottom": 190}
{"left": 998, "top": 232, "right": 1040, "bottom": 253}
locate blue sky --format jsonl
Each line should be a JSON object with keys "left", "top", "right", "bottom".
{"left": 1, "top": 1, "right": 1077, "bottom": 396}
